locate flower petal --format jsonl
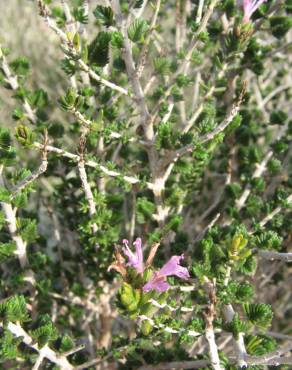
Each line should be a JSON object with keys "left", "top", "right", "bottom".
{"left": 133, "top": 237, "right": 143, "bottom": 270}
{"left": 243, "top": 0, "right": 267, "bottom": 23}
{"left": 159, "top": 254, "right": 190, "bottom": 280}
{"left": 142, "top": 254, "right": 190, "bottom": 293}
{"left": 143, "top": 274, "right": 169, "bottom": 293}
{"left": 122, "top": 238, "right": 144, "bottom": 273}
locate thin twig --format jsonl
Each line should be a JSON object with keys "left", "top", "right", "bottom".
{"left": 0, "top": 46, "right": 37, "bottom": 123}
{"left": 198, "top": 173, "right": 231, "bottom": 223}
{"left": 77, "top": 137, "right": 98, "bottom": 234}
{"left": 33, "top": 142, "right": 144, "bottom": 186}
{"left": 222, "top": 265, "right": 248, "bottom": 369}
{"left": 37, "top": 0, "right": 129, "bottom": 95}
{"left": 196, "top": 0, "right": 205, "bottom": 24}
{"left": 111, "top": 0, "right": 152, "bottom": 139}
{"left": 165, "top": 83, "right": 246, "bottom": 165}
{"left": 12, "top": 131, "right": 48, "bottom": 196}
{"left": 235, "top": 124, "right": 288, "bottom": 212}
{"left": 254, "top": 0, "right": 285, "bottom": 31}
{"left": 192, "top": 213, "right": 221, "bottom": 247}
{"left": 138, "top": 314, "right": 201, "bottom": 338}
{"left": 5, "top": 322, "right": 73, "bottom": 370}
{"left": 79, "top": 0, "right": 89, "bottom": 35}
{"left": 246, "top": 343, "right": 292, "bottom": 366}
{"left": 178, "top": 0, "right": 219, "bottom": 75}
{"left": 0, "top": 165, "right": 28, "bottom": 268}
{"left": 259, "top": 84, "right": 291, "bottom": 108}
{"left": 111, "top": 0, "right": 170, "bottom": 227}
{"left": 136, "top": 360, "right": 209, "bottom": 370}
{"left": 223, "top": 304, "right": 247, "bottom": 368}
{"left": 32, "top": 353, "right": 45, "bottom": 370}
{"left": 258, "top": 193, "right": 292, "bottom": 228}
{"left": 137, "top": 0, "right": 162, "bottom": 77}
{"left": 61, "top": 0, "right": 76, "bottom": 33}
{"left": 256, "top": 250, "right": 292, "bottom": 262}
{"left": 203, "top": 279, "right": 223, "bottom": 370}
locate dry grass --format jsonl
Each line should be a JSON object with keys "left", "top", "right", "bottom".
{"left": 0, "top": 0, "right": 66, "bottom": 124}
{"left": 0, "top": 0, "right": 108, "bottom": 126}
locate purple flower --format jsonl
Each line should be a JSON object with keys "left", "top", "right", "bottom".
{"left": 242, "top": 0, "right": 267, "bottom": 23}
{"left": 122, "top": 238, "right": 144, "bottom": 274}
{"left": 143, "top": 254, "right": 190, "bottom": 293}
{"left": 111, "top": 239, "right": 190, "bottom": 293}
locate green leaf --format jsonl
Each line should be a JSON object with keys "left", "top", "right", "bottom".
{"left": 0, "top": 295, "right": 30, "bottom": 323}
{"left": 0, "top": 187, "right": 11, "bottom": 202}
{"left": 72, "top": 7, "right": 88, "bottom": 24}
{"left": 59, "top": 334, "right": 74, "bottom": 353}
{"left": 73, "top": 32, "right": 81, "bottom": 52}
{"left": 128, "top": 19, "right": 149, "bottom": 43}
{"left": 243, "top": 303, "right": 273, "bottom": 330}
{"left": 238, "top": 255, "right": 257, "bottom": 276}
{"left": 268, "top": 158, "right": 281, "bottom": 174}
{"left": 28, "top": 89, "right": 48, "bottom": 109}
{"left": 30, "top": 315, "right": 58, "bottom": 347}
{"left": 134, "top": 0, "right": 144, "bottom": 8}
{"left": 10, "top": 57, "right": 30, "bottom": 76}
{"left": 51, "top": 6, "right": 66, "bottom": 27}
{"left": 245, "top": 334, "right": 276, "bottom": 356}
{"left": 221, "top": 281, "right": 254, "bottom": 304}
{"left": 153, "top": 57, "right": 171, "bottom": 75}
{"left": 13, "top": 192, "right": 29, "bottom": 209}
{"left": 164, "top": 215, "right": 182, "bottom": 233}
{"left": 188, "top": 318, "right": 205, "bottom": 333}
{"left": 270, "top": 16, "right": 292, "bottom": 38}
{"left": 59, "top": 87, "right": 77, "bottom": 111}
{"left": 15, "top": 125, "right": 35, "bottom": 147}
{"left": 0, "top": 330, "right": 22, "bottom": 361}
{"left": 61, "top": 58, "right": 76, "bottom": 76}
{"left": 224, "top": 313, "right": 250, "bottom": 339}
{"left": 0, "top": 243, "right": 16, "bottom": 262}
{"left": 119, "top": 283, "right": 141, "bottom": 312}
{"left": 252, "top": 231, "right": 282, "bottom": 250}
{"left": 176, "top": 74, "right": 192, "bottom": 88}
{"left": 0, "top": 128, "right": 11, "bottom": 148}
{"left": 111, "top": 31, "right": 124, "bottom": 49}
{"left": 156, "top": 122, "right": 177, "bottom": 149}
{"left": 141, "top": 320, "right": 153, "bottom": 336}
{"left": 81, "top": 44, "right": 89, "bottom": 64}
{"left": 270, "top": 110, "right": 288, "bottom": 125}
{"left": 93, "top": 5, "right": 114, "bottom": 27}
{"left": 89, "top": 32, "right": 112, "bottom": 66}
{"left": 12, "top": 107, "right": 25, "bottom": 121}
{"left": 136, "top": 197, "right": 156, "bottom": 224}
{"left": 17, "top": 218, "right": 38, "bottom": 243}
{"left": 228, "top": 234, "right": 249, "bottom": 261}
{"left": 235, "top": 282, "right": 254, "bottom": 302}
{"left": 0, "top": 211, "right": 5, "bottom": 231}
{"left": 226, "top": 183, "right": 242, "bottom": 199}
{"left": 0, "top": 128, "right": 16, "bottom": 166}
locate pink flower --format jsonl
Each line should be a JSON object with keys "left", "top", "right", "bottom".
{"left": 112, "top": 239, "right": 190, "bottom": 293}
{"left": 122, "top": 238, "right": 144, "bottom": 273}
{"left": 143, "top": 254, "right": 190, "bottom": 293}
{"left": 243, "top": 0, "right": 267, "bottom": 23}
